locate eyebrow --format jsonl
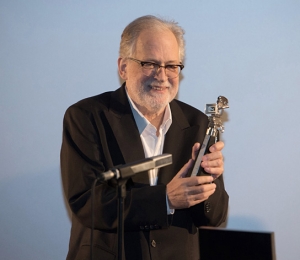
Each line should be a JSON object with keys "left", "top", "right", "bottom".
{"left": 143, "top": 59, "right": 181, "bottom": 64}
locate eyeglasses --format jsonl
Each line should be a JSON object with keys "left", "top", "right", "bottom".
{"left": 127, "top": 57, "right": 184, "bottom": 79}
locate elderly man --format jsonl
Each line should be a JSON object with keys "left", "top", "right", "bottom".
{"left": 61, "top": 15, "right": 228, "bottom": 260}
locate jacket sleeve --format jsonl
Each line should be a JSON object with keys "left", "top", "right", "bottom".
{"left": 60, "top": 104, "right": 171, "bottom": 233}
{"left": 190, "top": 174, "right": 229, "bottom": 227}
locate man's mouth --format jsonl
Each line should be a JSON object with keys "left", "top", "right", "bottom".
{"left": 151, "top": 86, "right": 169, "bottom": 91}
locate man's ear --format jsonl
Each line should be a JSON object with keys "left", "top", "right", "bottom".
{"left": 118, "top": 57, "right": 127, "bottom": 80}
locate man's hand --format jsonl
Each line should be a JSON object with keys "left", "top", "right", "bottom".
{"left": 200, "top": 141, "right": 224, "bottom": 180}
{"left": 166, "top": 141, "right": 224, "bottom": 209}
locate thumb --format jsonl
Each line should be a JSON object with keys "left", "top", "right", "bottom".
{"left": 176, "top": 159, "right": 193, "bottom": 178}
{"left": 192, "top": 142, "right": 201, "bottom": 161}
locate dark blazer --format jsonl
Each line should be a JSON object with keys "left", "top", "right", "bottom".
{"left": 61, "top": 84, "right": 229, "bottom": 260}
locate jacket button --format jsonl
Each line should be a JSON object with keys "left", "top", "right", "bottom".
{"left": 151, "top": 240, "right": 156, "bottom": 247}
{"left": 205, "top": 202, "right": 211, "bottom": 213}
{"left": 154, "top": 224, "right": 160, "bottom": 230}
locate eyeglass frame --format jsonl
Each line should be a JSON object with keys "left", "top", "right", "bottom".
{"left": 127, "top": 57, "right": 184, "bottom": 79}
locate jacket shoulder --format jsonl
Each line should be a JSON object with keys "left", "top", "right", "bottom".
{"left": 67, "top": 91, "right": 113, "bottom": 112}
{"left": 171, "top": 99, "right": 207, "bottom": 124}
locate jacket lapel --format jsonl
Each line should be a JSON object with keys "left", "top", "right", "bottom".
{"left": 104, "top": 84, "right": 145, "bottom": 163}
{"left": 104, "top": 84, "right": 149, "bottom": 184}
{"left": 158, "top": 100, "right": 203, "bottom": 185}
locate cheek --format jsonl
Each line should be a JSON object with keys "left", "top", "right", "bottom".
{"left": 134, "top": 74, "right": 153, "bottom": 88}
{"left": 170, "top": 78, "right": 179, "bottom": 90}
{"left": 169, "top": 80, "right": 179, "bottom": 98}
{"left": 126, "top": 71, "right": 143, "bottom": 86}
{"left": 128, "top": 67, "right": 146, "bottom": 81}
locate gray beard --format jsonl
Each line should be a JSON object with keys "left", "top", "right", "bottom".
{"left": 137, "top": 85, "right": 172, "bottom": 113}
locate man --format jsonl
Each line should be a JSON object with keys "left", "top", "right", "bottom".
{"left": 61, "top": 15, "right": 228, "bottom": 260}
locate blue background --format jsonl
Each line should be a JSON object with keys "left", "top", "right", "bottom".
{"left": 1, "top": 1, "right": 299, "bottom": 259}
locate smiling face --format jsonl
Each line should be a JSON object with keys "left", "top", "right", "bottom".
{"left": 118, "top": 28, "right": 181, "bottom": 118}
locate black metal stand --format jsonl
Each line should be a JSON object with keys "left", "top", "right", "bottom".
{"left": 117, "top": 179, "right": 127, "bottom": 260}
{"left": 189, "top": 133, "right": 217, "bottom": 177}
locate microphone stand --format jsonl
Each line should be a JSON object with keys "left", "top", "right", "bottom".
{"left": 117, "top": 177, "right": 127, "bottom": 260}
{"left": 90, "top": 154, "right": 172, "bottom": 260}
{"left": 112, "top": 154, "right": 172, "bottom": 260}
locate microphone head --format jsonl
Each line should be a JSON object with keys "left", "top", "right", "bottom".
{"left": 151, "top": 154, "right": 172, "bottom": 169}
{"left": 112, "top": 154, "right": 173, "bottom": 180}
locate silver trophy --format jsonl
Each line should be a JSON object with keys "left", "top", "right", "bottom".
{"left": 189, "top": 96, "right": 229, "bottom": 177}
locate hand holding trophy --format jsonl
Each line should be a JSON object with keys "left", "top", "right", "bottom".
{"left": 189, "top": 96, "right": 229, "bottom": 177}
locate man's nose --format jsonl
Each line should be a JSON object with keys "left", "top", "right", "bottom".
{"left": 154, "top": 66, "right": 168, "bottom": 81}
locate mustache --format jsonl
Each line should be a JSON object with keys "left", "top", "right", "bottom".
{"left": 149, "top": 81, "right": 172, "bottom": 88}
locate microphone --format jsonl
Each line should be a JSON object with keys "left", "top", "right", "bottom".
{"left": 100, "top": 154, "right": 172, "bottom": 181}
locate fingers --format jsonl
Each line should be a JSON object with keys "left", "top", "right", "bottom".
{"left": 167, "top": 178, "right": 216, "bottom": 209}
{"left": 191, "top": 142, "right": 200, "bottom": 161}
{"left": 167, "top": 174, "right": 216, "bottom": 208}
{"left": 208, "top": 141, "right": 224, "bottom": 153}
{"left": 187, "top": 175, "right": 214, "bottom": 186}
{"left": 193, "top": 183, "right": 216, "bottom": 195}
{"left": 189, "top": 184, "right": 216, "bottom": 205}
{"left": 192, "top": 141, "right": 224, "bottom": 162}
{"left": 175, "top": 159, "right": 194, "bottom": 178}
{"left": 201, "top": 157, "right": 224, "bottom": 176}
{"left": 201, "top": 154, "right": 223, "bottom": 167}
{"left": 201, "top": 141, "right": 224, "bottom": 177}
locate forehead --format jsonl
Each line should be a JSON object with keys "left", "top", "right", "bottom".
{"left": 134, "top": 28, "right": 180, "bottom": 61}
